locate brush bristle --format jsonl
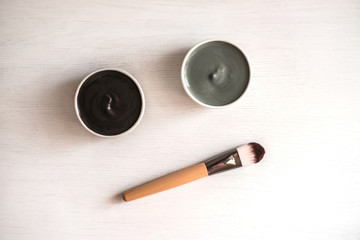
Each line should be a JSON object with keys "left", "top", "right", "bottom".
{"left": 237, "top": 142, "right": 265, "bottom": 167}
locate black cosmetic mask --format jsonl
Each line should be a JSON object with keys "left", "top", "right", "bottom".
{"left": 76, "top": 70, "right": 143, "bottom": 136}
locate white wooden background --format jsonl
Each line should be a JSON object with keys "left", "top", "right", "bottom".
{"left": 1, "top": 0, "right": 360, "bottom": 239}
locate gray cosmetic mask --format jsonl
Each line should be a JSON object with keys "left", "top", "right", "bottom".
{"left": 182, "top": 40, "right": 250, "bottom": 107}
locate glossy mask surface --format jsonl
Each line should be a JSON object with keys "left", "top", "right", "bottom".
{"left": 183, "top": 41, "right": 250, "bottom": 106}
{"left": 77, "top": 70, "right": 142, "bottom": 136}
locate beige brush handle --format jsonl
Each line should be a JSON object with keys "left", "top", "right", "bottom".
{"left": 123, "top": 163, "right": 208, "bottom": 202}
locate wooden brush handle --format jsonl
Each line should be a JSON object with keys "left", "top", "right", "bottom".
{"left": 123, "top": 163, "right": 208, "bottom": 202}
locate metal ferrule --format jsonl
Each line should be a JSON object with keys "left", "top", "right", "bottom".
{"left": 204, "top": 148, "right": 242, "bottom": 175}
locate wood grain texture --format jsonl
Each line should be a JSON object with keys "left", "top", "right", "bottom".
{"left": 1, "top": 0, "right": 360, "bottom": 239}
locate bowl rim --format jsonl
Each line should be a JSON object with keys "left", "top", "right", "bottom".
{"left": 181, "top": 39, "right": 251, "bottom": 108}
{"left": 74, "top": 68, "right": 145, "bottom": 138}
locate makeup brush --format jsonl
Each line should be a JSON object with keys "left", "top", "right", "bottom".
{"left": 123, "top": 142, "right": 265, "bottom": 202}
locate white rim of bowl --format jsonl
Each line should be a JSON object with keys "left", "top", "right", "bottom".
{"left": 181, "top": 39, "right": 251, "bottom": 108}
{"left": 74, "top": 68, "right": 145, "bottom": 138}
